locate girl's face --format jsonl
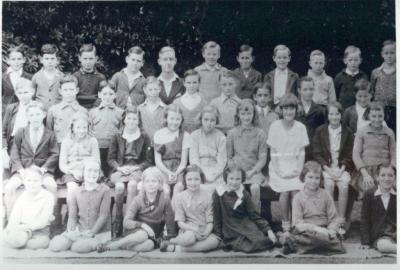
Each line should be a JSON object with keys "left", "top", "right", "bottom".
{"left": 377, "top": 166, "right": 396, "bottom": 191}
{"left": 124, "top": 112, "right": 139, "bottom": 130}
{"left": 328, "top": 106, "right": 341, "bottom": 127}
{"left": 226, "top": 170, "right": 242, "bottom": 191}
{"left": 83, "top": 162, "right": 100, "bottom": 184}
{"left": 143, "top": 176, "right": 160, "bottom": 194}
{"left": 7, "top": 51, "right": 25, "bottom": 71}
{"left": 184, "top": 75, "right": 200, "bottom": 95}
{"left": 99, "top": 87, "right": 116, "bottom": 105}
{"left": 144, "top": 82, "right": 161, "bottom": 99}
{"left": 282, "top": 106, "right": 296, "bottom": 121}
{"left": 185, "top": 171, "right": 202, "bottom": 192}
{"left": 73, "top": 119, "right": 89, "bottom": 139}
{"left": 24, "top": 172, "right": 42, "bottom": 194}
{"left": 304, "top": 170, "right": 321, "bottom": 192}
{"left": 369, "top": 109, "right": 384, "bottom": 129}
{"left": 239, "top": 108, "right": 254, "bottom": 127}
{"left": 167, "top": 111, "right": 182, "bottom": 132}
{"left": 201, "top": 112, "right": 217, "bottom": 133}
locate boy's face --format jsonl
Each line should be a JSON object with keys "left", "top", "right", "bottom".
{"left": 369, "top": 109, "right": 384, "bottom": 129}
{"left": 83, "top": 162, "right": 100, "bottom": 184}
{"left": 7, "top": 51, "right": 25, "bottom": 71}
{"left": 144, "top": 82, "right": 161, "bottom": 99}
{"left": 202, "top": 47, "right": 220, "bottom": 67}
{"left": 125, "top": 53, "right": 144, "bottom": 73}
{"left": 219, "top": 76, "right": 237, "bottom": 97}
{"left": 158, "top": 50, "right": 177, "bottom": 73}
{"left": 201, "top": 112, "right": 217, "bottom": 133}
{"left": 344, "top": 53, "right": 361, "bottom": 72}
{"left": 309, "top": 55, "right": 325, "bottom": 74}
{"left": 184, "top": 75, "right": 200, "bottom": 94}
{"left": 185, "top": 171, "right": 202, "bottom": 192}
{"left": 355, "top": 90, "right": 371, "bottom": 108}
{"left": 299, "top": 81, "right": 315, "bottom": 102}
{"left": 27, "top": 107, "right": 45, "bottom": 129}
{"left": 40, "top": 53, "right": 59, "bottom": 71}
{"left": 304, "top": 170, "right": 321, "bottom": 192}
{"left": 327, "top": 106, "right": 341, "bottom": 127}
{"left": 377, "top": 167, "right": 395, "bottom": 191}
{"left": 237, "top": 51, "right": 254, "bottom": 70}
{"left": 124, "top": 112, "right": 140, "bottom": 130}
{"left": 254, "top": 88, "right": 272, "bottom": 108}
{"left": 273, "top": 49, "right": 290, "bottom": 70}
{"left": 143, "top": 176, "right": 160, "bottom": 194}
{"left": 382, "top": 44, "right": 396, "bottom": 65}
{"left": 15, "top": 87, "right": 34, "bottom": 104}
{"left": 60, "top": 82, "right": 78, "bottom": 103}
{"left": 282, "top": 106, "right": 296, "bottom": 121}
{"left": 99, "top": 86, "right": 116, "bottom": 105}
{"left": 24, "top": 172, "right": 43, "bottom": 194}
{"left": 79, "top": 51, "right": 97, "bottom": 72}
{"left": 167, "top": 111, "right": 182, "bottom": 132}
{"left": 226, "top": 170, "right": 242, "bottom": 191}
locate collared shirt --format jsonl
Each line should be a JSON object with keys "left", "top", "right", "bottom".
{"left": 31, "top": 68, "right": 63, "bottom": 110}
{"left": 307, "top": 70, "right": 336, "bottom": 106}
{"left": 12, "top": 103, "right": 29, "bottom": 136}
{"left": 6, "top": 67, "right": 23, "bottom": 90}
{"left": 256, "top": 105, "right": 271, "bottom": 117}
{"left": 371, "top": 65, "right": 396, "bottom": 107}
{"left": 216, "top": 184, "right": 244, "bottom": 209}
{"left": 195, "top": 63, "right": 227, "bottom": 103}
{"left": 138, "top": 99, "right": 166, "bottom": 140}
{"left": 47, "top": 101, "right": 87, "bottom": 143}
{"left": 374, "top": 187, "right": 396, "bottom": 210}
{"left": 29, "top": 125, "right": 44, "bottom": 152}
{"left": 301, "top": 100, "right": 312, "bottom": 114}
{"left": 210, "top": 94, "right": 241, "bottom": 132}
{"left": 123, "top": 68, "right": 144, "bottom": 89}
{"left": 355, "top": 103, "right": 368, "bottom": 131}
{"left": 122, "top": 128, "right": 141, "bottom": 143}
{"left": 273, "top": 68, "right": 288, "bottom": 104}
{"left": 158, "top": 73, "right": 179, "bottom": 97}
{"left": 328, "top": 125, "right": 342, "bottom": 166}
{"left": 345, "top": 68, "right": 360, "bottom": 77}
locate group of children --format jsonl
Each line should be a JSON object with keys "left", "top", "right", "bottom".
{"left": 1, "top": 39, "right": 396, "bottom": 255}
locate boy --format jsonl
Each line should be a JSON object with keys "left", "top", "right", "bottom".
{"left": 253, "top": 82, "right": 279, "bottom": 138}
{"left": 296, "top": 76, "right": 326, "bottom": 161}
{"left": 110, "top": 46, "right": 146, "bottom": 108}
{"left": 46, "top": 74, "right": 87, "bottom": 144}
{"left": 194, "top": 41, "right": 228, "bottom": 103}
{"left": 233, "top": 44, "right": 262, "bottom": 99}
{"left": 157, "top": 46, "right": 185, "bottom": 105}
{"left": 73, "top": 44, "right": 106, "bottom": 109}
{"left": 371, "top": 40, "right": 396, "bottom": 133}
{"left": 264, "top": 45, "right": 299, "bottom": 106}
{"left": 210, "top": 71, "right": 241, "bottom": 134}
{"left": 307, "top": 50, "right": 336, "bottom": 106}
{"left": 342, "top": 78, "right": 372, "bottom": 134}
{"left": 2, "top": 45, "right": 32, "bottom": 117}
{"left": 31, "top": 44, "right": 64, "bottom": 110}
{"left": 89, "top": 81, "right": 123, "bottom": 177}
{"left": 5, "top": 101, "right": 58, "bottom": 219}
{"left": 334, "top": 46, "right": 368, "bottom": 109}
{"left": 4, "top": 165, "right": 55, "bottom": 250}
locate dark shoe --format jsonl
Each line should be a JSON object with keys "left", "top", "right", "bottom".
{"left": 113, "top": 218, "right": 123, "bottom": 238}
{"left": 96, "top": 243, "right": 110, "bottom": 253}
{"left": 282, "top": 237, "right": 297, "bottom": 255}
{"left": 159, "top": 240, "right": 170, "bottom": 252}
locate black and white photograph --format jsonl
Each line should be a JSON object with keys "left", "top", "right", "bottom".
{"left": 0, "top": 0, "right": 398, "bottom": 266}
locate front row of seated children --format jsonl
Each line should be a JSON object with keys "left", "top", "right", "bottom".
{"left": 4, "top": 159, "right": 396, "bottom": 255}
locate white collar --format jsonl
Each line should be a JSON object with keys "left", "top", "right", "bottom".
{"left": 355, "top": 102, "right": 367, "bottom": 113}
{"left": 158, "top": 73, "right": 179, "bottom": 83}
{"left": 307, "top": 69, "right": 326, "bottom": 78}
{"left": 374, "top": 186, "right": 396, "bottom": 196}
{"left": 275, "top": 68, "right": 288, "bottom": 75}
{"left": 122, "top": 128, "right": 141, "bottom": 142}
{"left": 29, "top": 125, "right": 44, "bottom": 135}
{"left": 123, "top": 68, "right": 143, "bottom": 80}
{"left": 204, "top": 63, "right": 221, "bottom": 71}
{"left": 216, "top": 184, "right": 244, "bottom": 209}
{"left": 7, "top": 67, "right": 23, "bottom": 75}
{"left": 345, "top": 68, "right": 359, "bottom": 76}
{"left": 143, "top": 98, "right": 165, "bottom": 108}
{"left": 328, "top": 124, "right": 342, "bottom": 135}
{"left": 257, "top": 105, "right": 271, "bottom": 114}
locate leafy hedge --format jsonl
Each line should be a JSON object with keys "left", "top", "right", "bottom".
{"left": 2, "top": 0, "right": 395, "bottom": 78}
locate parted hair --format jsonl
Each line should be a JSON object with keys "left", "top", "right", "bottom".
{"left": 202, "top": 41, "right": 221, "bottom": 53}
{"left": 299, "top": 161, "right": 322, "bottom": 183}
{"left": 223, "top": 162, "right": 246, "bottom": 183}
{"left": 344, "top": 45, "right": 361, "bottom": 59}
{"left": 40, "top": 44, "right": 59, "bottom": 56}
{"left": 60, "top": 74, "right": 78, "bottom": 87}
{"left": 162, "top": 103, "right": 184, "bottom": 130}
{"left": 8, "top": 45, "right": 26, "bottom": 57}
{"left": 182, "top": 164, "right": 207, "bottom": 190}
{"left": 273, "top": 44, "right": 291, "bottom": 57}
{"left": 198, "top": 105, "right": 220, "bottom": 126}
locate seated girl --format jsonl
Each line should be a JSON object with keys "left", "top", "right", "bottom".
{"left": 98, "top": 167, "right": 176, "bottom": 252}
{"left": 360, "top": 163, "right": 396, "bottom": 254}
{"left": 4, "top": 166, "right": 54, "bottom": 250}
{"left": 160, "top": 165, "right": 220, "bottom": 252}
{"left": 212, "top": 163, "right": 276, "bottom": 253}
{"left": 49, "top": 158, "right": 111, "bottom": 253}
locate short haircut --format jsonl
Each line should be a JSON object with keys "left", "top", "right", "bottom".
{"left": 79, "top": 43, "right": 97, "bottom": 55}
{"left": 99, "top": 80, "right": 117, "bottom": 93}
{"left": 354, "top": 78, "right": 371, "bottom": 94}
{"left": 238, "top": 44, "right": 254, "bottom": 55}
{"left": 223, "top": 162, "right": 246, "bottom": 183}
{"left": 254, "top": 82, "right": 272, "bottom": 95}
{"left": 202, "top": 41, "right": 221, "bottom": 53}
{"left": 279, "top": 93, "right": 298, "bottom": 110}
{"left": 183, "top": 69, "right": 200, "bottom": 81}
{"left": 198, "top": 105, "right": 220, "bottom": 125}
{"left": 344, "top": 45, "right": 361, "bottom": 59}
{"left": 8, "top": 45, "right": 25, "bottom": 57}
{"left": 162, "top": 103, "right": 184, "bottom": 129}
{"left": 377, "top": 162, "right": 396, "bottom": 176}
{"left": 327, "top": 101, "right": 344, "bottom": 116}
{"left": 143, "top": 75, "right": 162, "bottom": 90}
{"left": 299, "top": 161, "right": 322, "bottom": 182}
{"left": 40, "top": 44, "right": 58, "bottom": 56}
{"left": 219, "top": 70, "right": 240, "bottom": 83}
{"left": 15, "top": 78, "right": 34, "bottom": 92}
{"left": 364, "top": 101, "right": 385, "bottom": 121}
{"left": 142, "top": 167, "right": 164, "bottom": 187}
{"left": 127, "top": 46, "right": 145, "bottom": 57}
{"left": 309, "top": 49, "right": 325, "bottom": 60}
{"left": 382, "top": 40, "right": 396, "bottom": 48}
{"left": 60, "top": 74, "right": 78, "bottom": 87}
{"left": 25, "top": 101, "right": 46, "bottom": 114}
{"left": 158, "top": 46, "right": 176, "bottom": 58}
{"left": 273, "top": 44, "right": 291, "bottom": 56}
{"left": 182, "top": 164, "right": 206, "bottom": 190}
{"left": 234, "top": 98, "right": 258, "bottom": 126}
{"left": 300, "top": 76, "right": 315, "bottom": 87}
{"left": 122, "top": 105, "right": 142, "bottom": 130}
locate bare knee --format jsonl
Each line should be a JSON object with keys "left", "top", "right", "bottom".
{"left": 49, "top": 235, "right": 72, "bottom": 252}
{"left": 71, "top": 239, "right": 97, "bottom": 253}
{"left": 26, "top": 235, "right": 50, "bottom": 250}
{"left": 131, "top": 239, "right": 154, "bottom": 252}
{"left": 3, "top": 230, "right": 28, "bottom": 248}
{"left": 178, "top": 231, "right": 197, "bottom": 246}
{"left": 376, "top": 238, "right": 396, "bottom": 253}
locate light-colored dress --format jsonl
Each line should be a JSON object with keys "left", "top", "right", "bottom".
{"left": 267, "top": 120, "right": 309, "bottom": 192}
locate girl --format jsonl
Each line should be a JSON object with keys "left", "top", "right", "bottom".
{"left": 160, "top": 165, "right": 219, "bottom": 252}
{"left": 226, "top": 99, "right": 267, "bottom": 213}
{"left": 49, "top": 158, "right": 111, "bottom": 253}
{"left": 153, "top": 104, "right": 191, "bottom": 197}
{"left": 98, "top": 167, "right": 176, "bottom": 252}
{"left": 59, "top": 112, "right": 100, "bottom": 205}
{"left": 313, "top": 102, "right": 354, "bottom": 229}
{"left": 4, "top": 166, "right": 54, "bottom": 250}
{"left": 107, "top": 106, "right": 153, "bottom": 237}
{"left": 267, "top": 93, "right": 309, "bottom": 232}
{"left": 173, "top": 69, "right": 206, "bottom": 133}
{"left": 291, "top": 161, "right": 345, "bottom": 255}
{"left": 360, "top": 163, "right": 396, "bottom": 254}
{"left": 212, "top": 163, "right": 276, "bottom": 253}
{"left": 352, "top": 102, "right": 396, "bottom": 198}
{"left": 190, "top": 105, "right": 227, "bottom": 193}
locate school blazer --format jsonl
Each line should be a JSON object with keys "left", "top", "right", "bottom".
{"left": 360, "top": 188, "right": 396, "bottom": 246}
{"left": 2, "top": 102, "right": 20, "bottom": 150}
{"left": 159, "top": 78, "right": 185, "bottom": 105}
{"left": 342, "top": 105, "right": 357, "bottom": 134}
{"left": 233, "top": 67, "right": 262, "bottom": 99}
{"left": 10, "top": 126, "right": 59, "bottom": 173}
{"left": 312, "top": 123, "right": 355, "bottom": 172}
{"left": 110, "top": 70, "right": 146, "bottom": 108}
{"left": 2, "top": 71, "right": 32, "bottom": 116}
{"left": 296, "top": 101, "right": 327, "bottom": 141}
{"left": 263, "top": 69, "right": 300, "bottom": 100}
{"left": 107, "top": 132, "right": 153, "bottom": 172}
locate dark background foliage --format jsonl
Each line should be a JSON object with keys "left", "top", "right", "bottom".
{"left": 2, "top": 0, "right": 395, "bottom": 79}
